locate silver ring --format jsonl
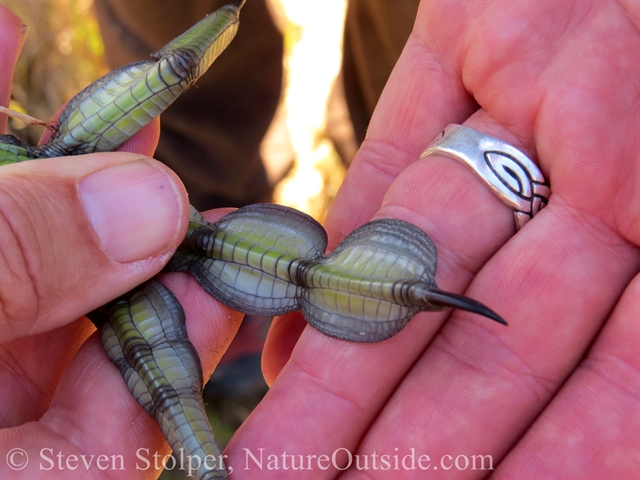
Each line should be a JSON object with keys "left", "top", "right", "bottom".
{"left": 421, "top": 124, "right": 550, "bottom": 230}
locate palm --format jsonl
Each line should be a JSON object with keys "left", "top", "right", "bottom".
{"left": 227, "top": 1, "right": 639, "bottom": 478}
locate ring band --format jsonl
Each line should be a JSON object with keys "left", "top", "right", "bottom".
{"left": 421, "top": 124, "right": 550, "bottom": 230}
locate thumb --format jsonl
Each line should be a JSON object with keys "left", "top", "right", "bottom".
{"left": 0, "top": 152, "right": 188, "bottom": 342}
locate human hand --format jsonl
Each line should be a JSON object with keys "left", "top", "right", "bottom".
{"left": 227, "top": 1, "right": 639, "bottom": 478}
{"left": 0, "top": 6, "right": 242, "bottom": 478}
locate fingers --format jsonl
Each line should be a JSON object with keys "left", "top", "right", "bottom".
{"left": 494, "top": 273, "right": 640, "bottom": 478}
{"left": 0, "top": 5, "right": 164, "bottom": 422}
{"left": 38, "top": 106, "right": 162, "bottom": 157}
{"left": 0, "top": 6, "right": 26, "bottom": 132}
{"left": 0, "top": 7, "right": 179, "bottom": 344}
{"left": 261, "top": 312, "right": 307, "bottom": 387}
{"left": 0, "top": 153, "right": 189, "bottom": 342}
{"left": 323, "top": 2, "right": 478, "bottom": 246}
{"left": 340, "top": 198, "right": 638, "bottom": 480}
{"left": 0, "top": 146, "right": 186, "bottom": 425}
{"left": 231, "top": 1, "right": 639, "bottom": 477}
{"left": 1, "top": 93, "right": 162, "bottom": 423}
{"left": 0, "top": 212, "right": 243, "bottom": 479}
{"left": 116, "top": 120, "right": 161, "bottom": 158}
{"left": 226, "top": 6, "right": 515, "bottom": 472}
{"left": 0, "top": 334, "right": 171, "bottom": 479}
{"left": 154, "top": 208, "right": 244, "bottom": 379}
{"left": 0, "top": 320, "right": 94, "bottom": 427}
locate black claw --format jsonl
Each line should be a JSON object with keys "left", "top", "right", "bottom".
{"left": 426, "top": 288, "right": 508, "bottom": 326}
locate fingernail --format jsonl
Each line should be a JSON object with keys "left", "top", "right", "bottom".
{"left": 79, "top": 160, "right": 182, "bottom": 262}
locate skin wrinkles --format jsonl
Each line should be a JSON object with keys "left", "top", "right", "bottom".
{"left": 616, "top": 0, "right": 640, "bottom": 31}
{"left": 2, "top": 1, "right": 638, "bottom": 478}
{"left": 437, "top": 316, "right": 559, "bottom": 403}
{"left": 0, "top": 345, "right": 52, "bottom": 423}
{"left": 582, "top": 349, "right": 640, "bottom": 401}
{"left": 0, "top": 184, "right": 41, "bottom": 326}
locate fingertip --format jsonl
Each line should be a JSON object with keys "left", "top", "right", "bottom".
{"left": 200, "top": 207, "right": 237, "bottom": 224}
{"left": 116, "top": 117, "right": 161, "bottom": 157}
{"left": 262, "top": 312, "right": 307, "bottom": 386}
{"left": 0, "top": 6, "right": 28, "bottom": 61}
{"left": 0, "top": 6, "right": 28, "bottom": 131}
{"left": 39, "top": 108, "right": 162, "bottom": 157}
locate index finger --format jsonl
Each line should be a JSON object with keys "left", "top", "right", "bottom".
{"left": 324, "top": 5, "right": 477, "bottom": 245}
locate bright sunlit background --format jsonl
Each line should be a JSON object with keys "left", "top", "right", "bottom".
{"left": 273, "top": 0, "right": 347, "bottom": 219}
{"left": 5, "top": 0, "right": 349, "bottom": 222}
